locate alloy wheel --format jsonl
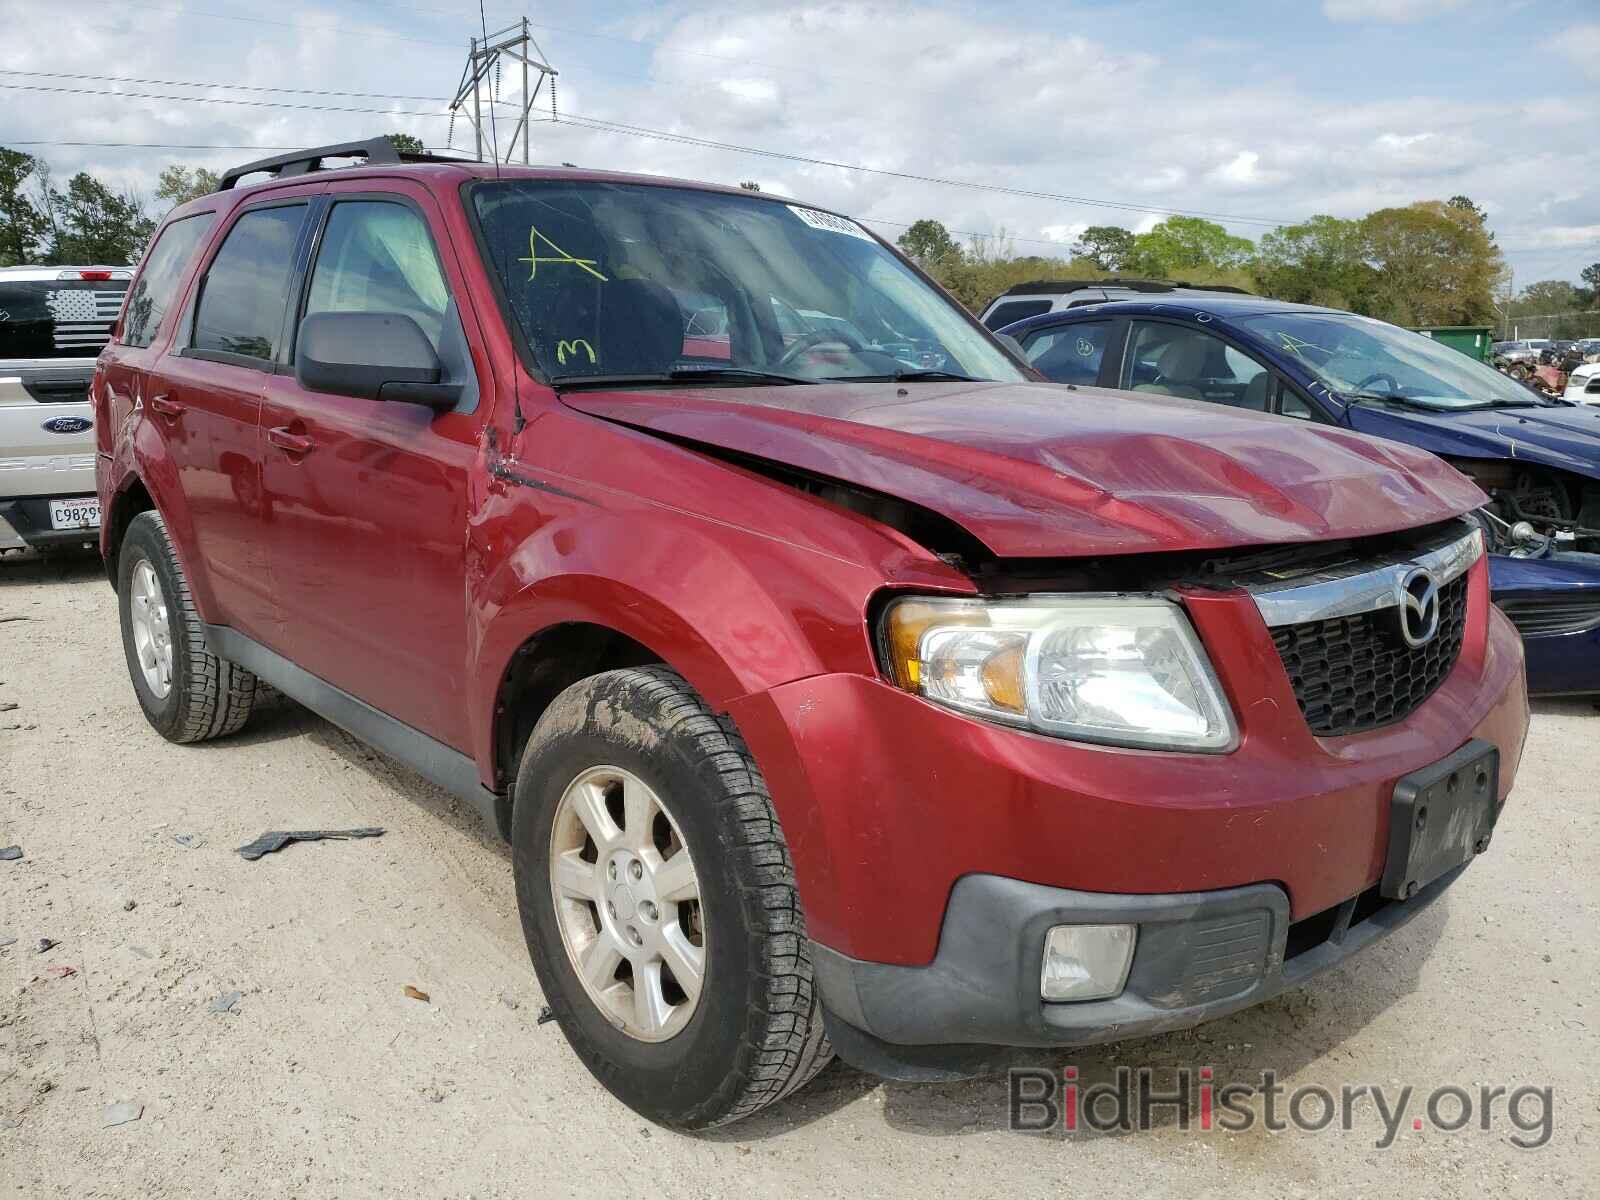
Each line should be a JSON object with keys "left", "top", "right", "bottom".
{"left": 128, "top": 558, "right": 174, "bottom": 699}
{"left": 548, "top": 765, "right": 706, "bottom": 1042}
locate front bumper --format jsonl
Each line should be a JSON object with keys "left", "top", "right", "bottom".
{"left": 1490, "top": 552, "right": 1600, "bottom": 696}
{"left": 727, "top": 571, "right": 1526, "bottom": 967}
{"left": 813, "top": 864, "right": 1467, "bottom": 1080}
{"left": 0, "top": 496, "right": 99, "bottom": 551}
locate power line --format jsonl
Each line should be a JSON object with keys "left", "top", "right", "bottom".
{"left": 550, "top": 112, "right": 1294, "bottom": 227}
{"left": 0, "top": 68, "right": 515, "bottom": 107}
{"left": 0, "top": 67, "right": 1294, "bottom": 225}
{"left": 0, "top": 81, "right": 453, "bottom": 120}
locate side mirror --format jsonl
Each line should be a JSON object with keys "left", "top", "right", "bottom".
{"left": 295, "top": 312, "right": 461, "bottom": 409}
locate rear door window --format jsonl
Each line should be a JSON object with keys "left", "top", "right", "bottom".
{"left": 0, "top": 274, "right": 130, "bottom": 361}
{"left": 1022, "top": 321, "right": 1112, "bottom": 385}
{"left": 983, "top": 299, "right": 1052, "bottom": 330}
{"left": 192, "top": 204, "right": 307, "bottom": 364}
{"left": 122, "top": 213, "right": 216, "bottom": 349}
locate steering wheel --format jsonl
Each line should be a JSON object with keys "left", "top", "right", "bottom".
{"left": 774, "top": 327, "right": 866, "bottom": 370}
{"left": 1354, "top": 372, "right": 1401, "bottom": 394}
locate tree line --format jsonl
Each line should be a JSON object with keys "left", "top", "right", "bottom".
{"left": 898, "top": 198, "right": 1600, "bottom": 336}
{"left": 0, "top": 135, "right": 427, "bottom": 269}
{"left": 4, "top": 141, "right": 1596, "bottom": 337}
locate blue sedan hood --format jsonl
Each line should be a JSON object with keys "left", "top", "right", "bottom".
{"left": 1345, "top": 402, "right": 1600, "bottom": 481}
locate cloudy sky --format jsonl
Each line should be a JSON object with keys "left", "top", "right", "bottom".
{"left": 2, "top": 0, "right": 1596, "bottom": 286}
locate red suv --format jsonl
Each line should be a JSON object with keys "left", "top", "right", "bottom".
{"left": 96, "top": 139, "right": 1528, "bottom": 1129}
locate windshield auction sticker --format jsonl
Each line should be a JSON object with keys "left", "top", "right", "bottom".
{"left": 786, "top": 205, "right": 876, "bottom": 242}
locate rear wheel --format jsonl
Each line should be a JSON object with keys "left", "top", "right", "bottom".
{"left": 511, "top": 666, "right": 832, "bottom": 1129}
{"left": 117, "top": 510, "right": 257, "bottom": 743}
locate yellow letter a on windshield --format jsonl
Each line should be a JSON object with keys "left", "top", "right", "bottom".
{"left": 519, "top": 223, "right": 608, "bottom": 282}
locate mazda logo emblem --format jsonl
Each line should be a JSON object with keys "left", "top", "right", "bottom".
{"left": 1397, "top": 566, "right": 1441, "bottom": 648}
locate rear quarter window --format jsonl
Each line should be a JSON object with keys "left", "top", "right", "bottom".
{"left": 122, "top": 213, "right": 217, "bottom": 349}
{"left": 983, "top": 299, "right": 1052, "bottom": 331}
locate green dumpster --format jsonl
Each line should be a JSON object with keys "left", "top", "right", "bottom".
{"left": 1409, "top": 325, "right": 1494, "bottom": 362}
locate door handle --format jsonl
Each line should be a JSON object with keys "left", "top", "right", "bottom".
{"left": 267, "top": 425, "right": 314, "bottom": 455}
{"left": 149, "top": 394, "right": 183, "bottom": 419}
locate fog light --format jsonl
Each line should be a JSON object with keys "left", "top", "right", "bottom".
{"left": 1040, "top": 924, "right": 1136, "bottom": 1001}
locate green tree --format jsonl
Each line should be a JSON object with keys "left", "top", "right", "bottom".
{"left": 1359, "top": 201, "right": 1502, "bottom": 325}
{"left": 46, "top": 173, "right": 155, "bottom": 265}
{"left": 1251, "top": 215, "right": 1374, "bottom": 309}
{"left": 155, "top": 164, "right": 221, "bottom": 209}
{"left": 1446, "top": 194, "right": 1490, "bottom": 227}
{"left": 1514, "top": 280, "right": 1582, "bottom": 313}
{"left": 1070, "top": 225, "right": 1134, "bottom": 272}
{"left": 738, "top": 180, "right": 761, "bottom": 192}
{"left": 896, "top": 218, "right": 962, "bottom": 267}
{"left": 387, "top": 132, "right": 426, "bottom": 155}
{"left": 1127, "top": 216, "right": 1254, "bottom": 277}
{"left": 1580, "top": 262, "right": 1600, "bottom": 307}
{"left": 0, "top": 147, "right": 49, "bottom": 265}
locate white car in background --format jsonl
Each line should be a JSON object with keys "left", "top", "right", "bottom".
{"left": 1564, "top": 360, "right": 1600, "bottom": 405}
{"left": 0, "top": 265, "right": 129, "bottom": 552}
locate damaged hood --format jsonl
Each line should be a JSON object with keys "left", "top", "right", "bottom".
{"left": 561, "top": 380, "right": 1485, "bottom": 558}
{"left": 1345, "top": 401, "right": 1600, "bottom": 483}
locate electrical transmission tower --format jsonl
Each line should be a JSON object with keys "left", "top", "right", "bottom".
{"left": 448, "top": 17, "right": 558, "bottom": 163}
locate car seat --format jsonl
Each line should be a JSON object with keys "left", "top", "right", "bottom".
{"left": 1130, "top": 334, "right": 1209, "bottom": 401}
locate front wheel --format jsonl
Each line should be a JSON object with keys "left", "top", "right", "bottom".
{"left": 511, "top": 666, "right": 832, "bottom": 1129}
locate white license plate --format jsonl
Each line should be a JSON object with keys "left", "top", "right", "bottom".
{"left": 49, "top": 498, "right": 100, "bottom": 530}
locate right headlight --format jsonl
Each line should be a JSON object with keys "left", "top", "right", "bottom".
{"left": 879, "top": 594, "right": 1237, "bottom": 752}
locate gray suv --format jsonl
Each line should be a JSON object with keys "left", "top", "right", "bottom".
{"left": 0, "top": 265, "right": 130, "bottom": 551}
{"left": 979, "top": 278, "right": 1252, "bottom": 330}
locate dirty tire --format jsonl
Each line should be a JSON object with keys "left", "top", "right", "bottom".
{"left": 512, "top": 666, "right": 833, "bottom": 1129}
{"left": 117, "top": 509, "right": 257, "bottom": 743}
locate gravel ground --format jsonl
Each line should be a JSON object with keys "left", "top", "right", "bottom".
{"left": 2, "top": 550, "right": 1597, "bottom": 1199}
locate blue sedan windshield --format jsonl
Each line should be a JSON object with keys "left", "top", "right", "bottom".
{"left": 1239, "top": 312, "right": 1540, "bottom": 409}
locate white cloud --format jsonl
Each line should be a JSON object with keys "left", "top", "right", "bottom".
{"left": 1547, "top": 23, "right": 1600, "bottom": 80}
{"left": 1207, "top": 150, "right": 1288, "bottom": 189}
{"left": 1322, "top": 0, "right": 1465, "bottom": 23}
{"left": 1040, "top": 222, "right": 1088, "bottom": 246}
{"left": 0, "top": 1, "right": 1594, "bottom": 285}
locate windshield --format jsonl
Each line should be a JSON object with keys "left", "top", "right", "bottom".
{"left": 1238, "top": 311, "right": 1545, "bottom": 410}
{"left": 469, "top": 180, "right": 1024, "bottom": 385}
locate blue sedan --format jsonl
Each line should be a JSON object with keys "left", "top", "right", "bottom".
{"left": 1003, "top": 296, "right": 1600, "bottom": 695}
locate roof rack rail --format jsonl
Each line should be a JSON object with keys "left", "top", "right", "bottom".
{"left": 999, "top": 278, "right": 1179, "bottom": 297}
{"left": 215, "top": 137, "right": 471, "bottom": 192}
{"left": 994, "top": 278, "right": 1254, "bottom": 299}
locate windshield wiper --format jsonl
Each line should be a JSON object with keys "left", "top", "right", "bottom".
{"left": 553, "top": 367, "right": 816, "bottom": 391}
{"left": 820, "top": 368, "right": 979, "bottom": 383}
{"left": 668, "top": 366, "right": 817, "bottom": 385}
{"left": 1345, "top": 391, "right": 1443, "bottom": 412}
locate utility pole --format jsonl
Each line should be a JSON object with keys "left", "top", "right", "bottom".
{"left": 448, "top": 16, "right": 557, "bottom": 164}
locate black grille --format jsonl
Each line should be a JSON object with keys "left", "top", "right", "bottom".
{"left": 1496, "top": 596, "right": 1600, "bottom": 637}
{"left": 1272, "top": 574, "right": 1469, "bottom": 737}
